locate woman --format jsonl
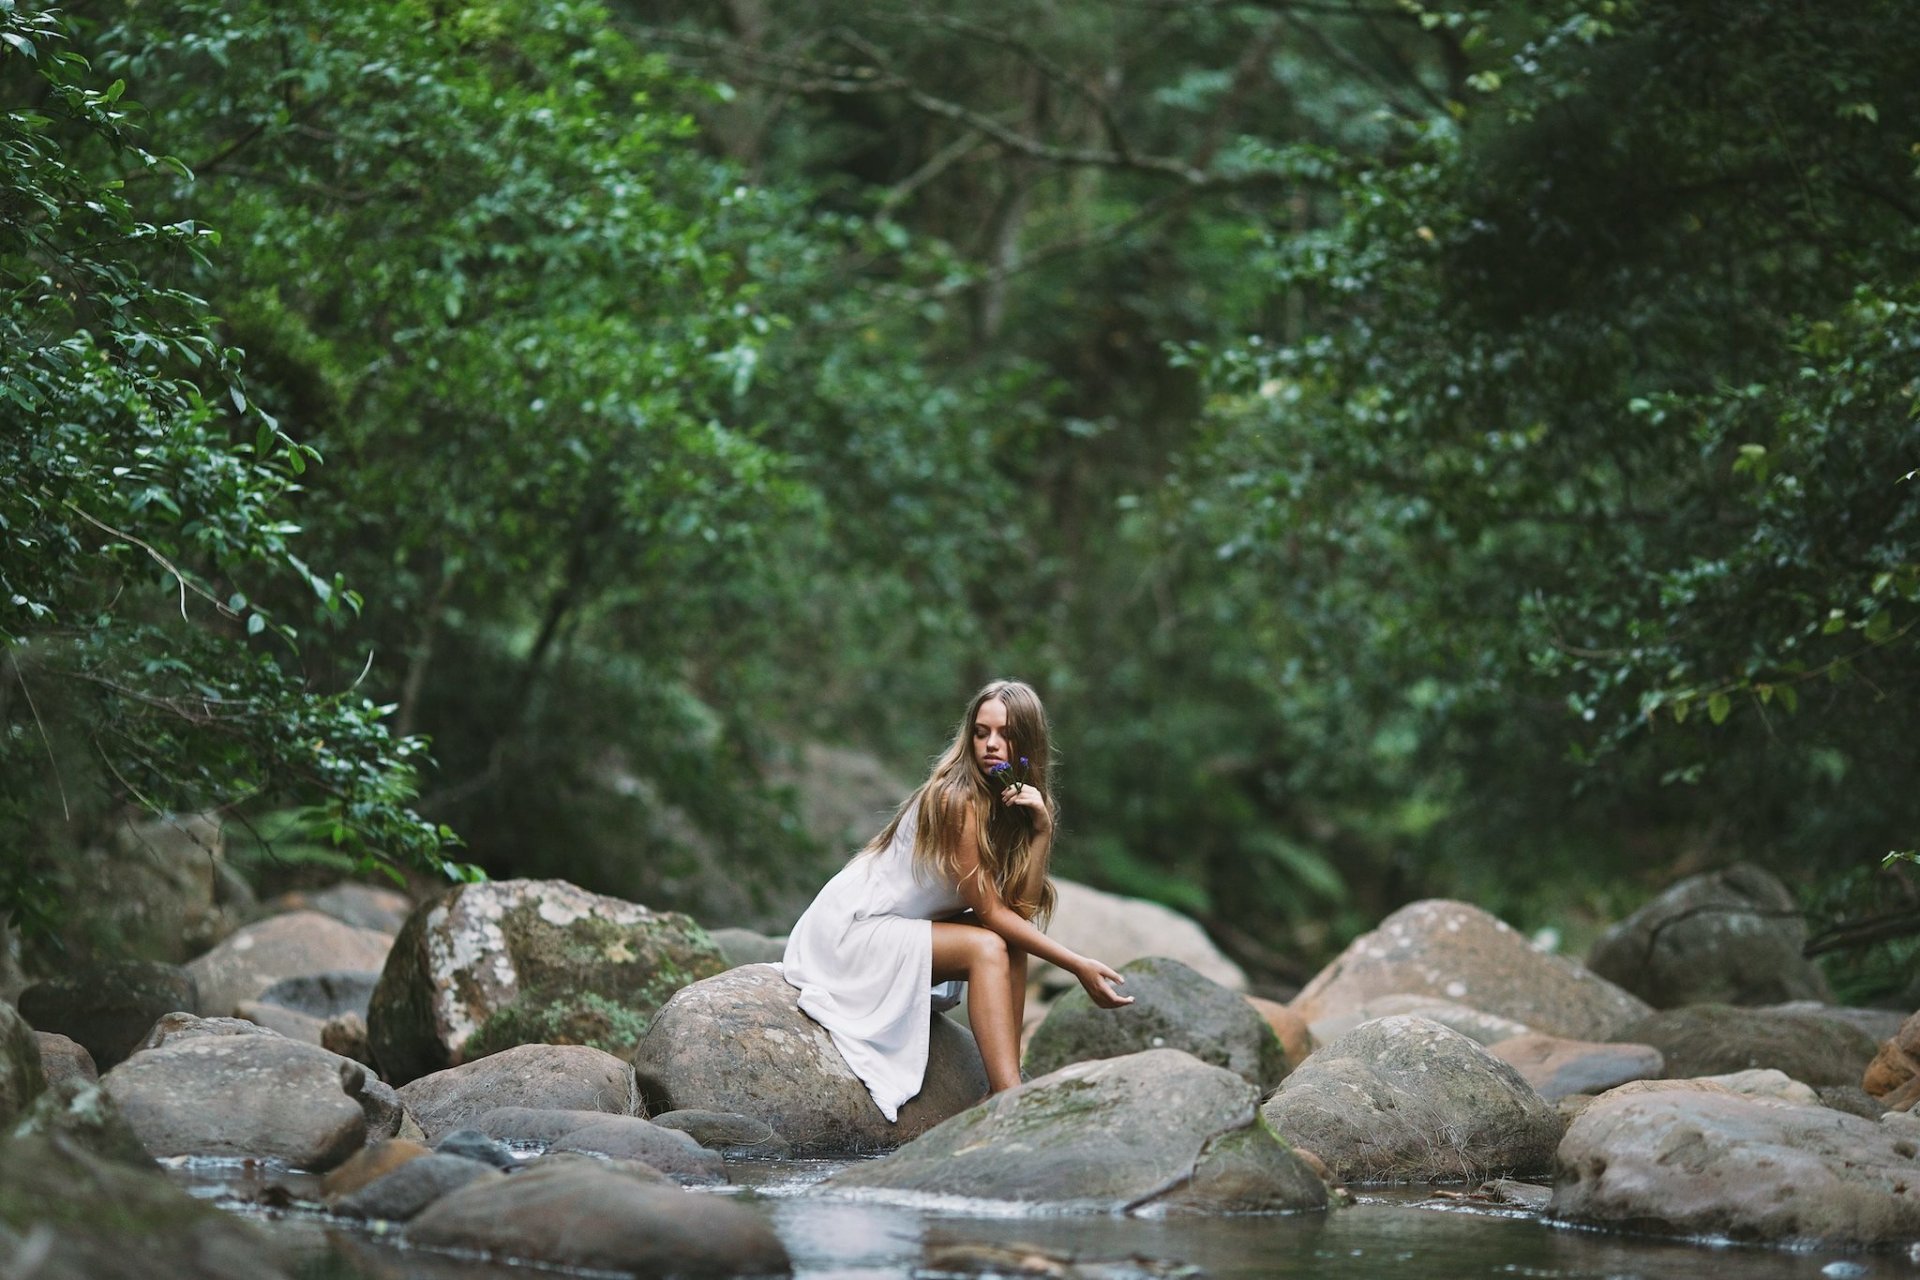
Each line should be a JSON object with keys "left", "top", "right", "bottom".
{"left": 780, "top": 679, "right": 1133, "bottom": 1122}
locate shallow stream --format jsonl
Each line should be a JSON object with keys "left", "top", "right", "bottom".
{"left": 179, "top": 1158, "right": 1920, "bottom": 1280}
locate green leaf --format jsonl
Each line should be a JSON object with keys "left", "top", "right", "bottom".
{"left": 1708, "top": 692, "right": 1731, "bottom": 725}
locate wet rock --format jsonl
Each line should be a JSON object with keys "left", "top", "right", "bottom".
{"left": 320, "top": 1138, "right": 431, "bottom": 1199}
{"left": 632, "top": 963, "right": 987, "bottom": 1155}
{"left": 1863, "top": 1009, "right": 1920, "bottom": 1104}
{"left": 1031, "top": 880, "right": 1245, "bottom": 995}
{"left": 833, "top": 1048, "right": 1327, "bottom": 1214}
{"left": 1024, "top": 957, "right": 1287, "bottom": 1091}
{"left": 18, "top": 961, "right": 197, "bottom": 1069}
{"left": 100, "top": 1034, "right": 394, "bottom": 1169}
{"left": 1307, "top": 994, "right": 1532, "bottom": 1049}
{"left": 134, "top": 1011, "right": 275, "bottom": 1052}
{"left": 186, "top": 911, "right": 393, "bottom": 1020}
{"left": 1262, "top": 1016, "right": 1563, "bottom": 1184}
{"left": 1625, "top": 1003, "right": 1881, "bottom": 1088}
{"left": 433, "top": 1128, "right": 517, "bottom": 1169}
{"left": 709, "top": 926, "right": 787, "bottom": 968}
{"left": 0, "top": 1129, "right": 298, "bottom": 1279}
{"left": 1550, "top": 1088, "right": 1920, "bottom": 1244}
{"left": 651, "top": 1108, "right": 790, "bottom": 1158}
{"left": 34, "top": 1032, "right": 98, "bottom": 1089}
{"left": 255, "top": 970, "right": 380, "bottom": 1021}
{"left": 332, "top": 1153, "right": 502, "bottom": 1221}
{"left": 1290, "top": 900, "right": 1649, "bottom": 1041}
{"left": 395, "top": 1043, "right": 638, "bottom": 1142}
{"left": 548, "top": 1115, "right": 726, "bottom": 1184}
{"left": 0, "top": 1001, "right": 46, "bottom": 1128}
{"left": 266, "top": 882, "right": 412, "bottom": 934}
{"left": 469, "top": 1105, "right": 610, "bottom": 1146}
{"left": 1489, "top": 1033, "right": 1663, "bottom": 1102}
{"left": 405, "top": 1154, "right": 790, "bottom": 1274}
{"left": 368, "top": 879, "right": 725, "bottom": 1085}
{"left": 1586, "top": 864, "right": 1829, "bottom": 1008}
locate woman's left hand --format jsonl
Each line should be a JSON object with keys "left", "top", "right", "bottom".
{"left": 1001, "top": 783, "right": 1050, "bottom": 829}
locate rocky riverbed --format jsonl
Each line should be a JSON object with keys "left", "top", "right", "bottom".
{"left": 4, "top": 846, "right": 1918, "bottom": 1278}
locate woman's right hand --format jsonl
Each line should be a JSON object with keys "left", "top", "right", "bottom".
{"left": 1075, "top": 957, "right": 1134, "bottom": 1008}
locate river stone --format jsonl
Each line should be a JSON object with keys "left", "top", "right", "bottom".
{"left": 1290, "top": 900, "right": 1650, "bottom": 1041}
{"left": 0, "top": 1129, "right": 298, "bottom": 1280}
{"left": 367, "top": 879, "right": 725, "bottom": 1085}
{"left": 56, "top": 812, "right": 252, "bottom": 966}
{"left": 1625, "top": 1003, "right": 1880, "bottom": 1088}
{"left": 470, "top": 1104, "right": 613, "bottom": 1146}
{"left": 651, "top": 1108, "right": 791, "bottom": 1158}
{"left": 135, "top": 1011, "right": 276, "bottom": 1052}
{"left": 396, "top": 1043, "right": 639, "bottom": 1142}
{"left": 1586, "top": 864, "right": 1828, "bottom": 1008}
{"left": 1605, "top": 1068, "right": 1821, "bottom": 1106}
{"left": 832, "top": 1048, "right": 1327, "bottom": 1214}
{"left": 709, "top": 926, "right": 788, "bottom": 967}
{"left": 18, "top": 960, "right": 198, "bottom": 1069}
{"left": 266, "top": 882, "right": 413, "bottom": 934}
{"left": 405, "top": 1154, "right": 790, "bottom": 1275}
{"left": 100, "top": 1033, "right": 390, "bottom": 1169}
{"left": 1245, "top": 997, "right": 1313, "bottom": 1071}
{"left": 186, "top": 911, "right": 393, "bottom": 1020}
{"left": 255, "top": 970, "right": 380, "bottom": 1021}
{"left": 321, "top": 1138, "right": 432, "bottom": 1199}
{"left": 1032, "top": 879, "right": 1246, "bottom": 994}
{"left": 1261, "top": 1015, "right": 1563, "bottom": 1184}
{"left": 434, "top": 1128, "right": 517, "bottom": 1169}
{"left": 10, "top": 1079, "right": 154, "bottom": 1168}
{"left": 548, "top": 1115, "right": 726, "bottom": 1184}
{"left": 1550, "top": 1088, "right": 1920, "bottom": 1244}
{"left": 1762, "top": 1001, "right": 1909, "bottom": 1046}
{"left": 35, "top": 1032, "right": 98, "bottom": 1089}
{"left": 234, "top": 999, "right": 327, "bottom": 1044}
{"left": 1, "top": 1002, "right": 46, "bottom": 1130}
{"left": 1489, "top": 1033, "right": 1664, "bottom": 1102}
{"left": 1308, "top": 994, "right": 1533, "bottom": 1049}
{"left": 332, "top": 1153, "right": 503, "bottom": 1221}
{"left": 1024, "top": 956, "right": 1287, "bottom": 1091}
{"left": 632, "top": 963, "right": 988, "bottom": 1155}
{"left": 1864, "top": 1009, "right": 1920, "bottom": 1102}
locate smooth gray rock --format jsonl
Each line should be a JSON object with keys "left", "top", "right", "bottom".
{"left": 1587, "top": 864, "right": 1829, "bottom": 1008}
{"left": 266, "top": 883, "right": 413, "bottom": 934}
{"left": 709, "top": 926, "right": 788, "bottom": 968}
{"left": 55, "top": 812, "right": 251, "bottom": 966}
{"left": 650, "top": 1108, "right": 790, "bottom": 1158}
{"left": 19, "top": 961, "right": 198, "bottom": 1069}
{"left": 633, "top": 963, "right": 988, "bottom": 1155}
{"left": 1033, "top": 879, "right": 1247, "bottom": 993}
{"left": 1625, "top": 1004, "right": 1881, "bottom": 1088}
{"left": 0, "top": 1000, "right": 47, "bottom": 1128}
{"left": 433, "top": 1128, "right": 517, "bottom": 1169}
{"left": 1489, "top": 1032, "right": 1664, "bottom": 1102}
{"left": 186, "top": 911, "right": 393, "bottom": 1020}
{"left": 1291, "top": 900, "right": 1650, "bottom": 1041}
{"left": 405, "top": 1155, "right": 790, "bottom": 1275}
{"left": 1262, "top": 1016, "right": 1563, "bottom": 1184}
{"left": 255, "top": 970, "right": 380, "bottom": 1021}
{"left": 548, "top": 1115, "right": 726, "bottom": 1185}
{"left": 331, "top": 1153, "right": 502, "bottom": 1221}
{"left": 832, "top": 1048, "right": 1328, "bottom": 1214}
{"left": 1308, "top": 994, "right": 1532, "bottom": 1049}
{"left": 1024, "top": 956, "right": 1287, "bottom": 1090}
{"left": 135, "top": 1012, "right": 275, "bottom": 1052}
{"left": 395, "top": 1043, "right": 639, "bottom": 1142}
{"left": 100, "top": 1034, "right": 391, "bottom": 1169}
{"left": 469, "top": 1105, "right": 611, "bottom": 1147}
{"left": 368, "top": 879, "right": 725, "bottom": 1085}
{"left": 1550, "top": 1088, "right": 1920, "bottom": 1244}
{"left": 233, "top": 1000, "right": 327, "bottom": 1044}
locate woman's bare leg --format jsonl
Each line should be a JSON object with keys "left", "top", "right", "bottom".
{"left": 932, "top": 921, "right": 1020, "bottom": 1092}
{"left": 1008, "top": 945, "right": 1029, "bottom": 1062}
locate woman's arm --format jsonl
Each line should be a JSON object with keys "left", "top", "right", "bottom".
{"left": 952, "top": 800, "right": 1132, "bottom": 1008}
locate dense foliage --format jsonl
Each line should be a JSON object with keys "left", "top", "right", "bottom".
{"left": 5, "top": 0, "right": 1915, "bottom": 994}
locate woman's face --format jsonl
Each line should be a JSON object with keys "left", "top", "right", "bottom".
{"left": 971, "top": 697, "right": 1014, "bottom": 773}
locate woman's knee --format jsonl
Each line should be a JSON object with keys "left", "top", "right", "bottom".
{"left": 965, "top": 928, "right": 1011, "bottom": 974}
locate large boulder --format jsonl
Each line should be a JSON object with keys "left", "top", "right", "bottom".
{"left": 0, "top": 1000, "right": 47, "bottom": 1128}
{"left": 831, "top": 1049, "right": 1328, "bottom": 1214}
{"left": 55, "top": 812, "right": 252, "bottom": 965}
{"left": 1023, "top": 956, "right": 1286, "bottom": 1090}
{"left": 1261, "top": 1016, "right": 1563, "bottom": 1184}
{"left": 1032, "top": 880, "right": 1245, "bottom": 994}
{"left": 1290, "top": 900, "right": 1650, "bottom": 1041}
{"left": 1624, "top": 1004, "right": 1881, "bottom": 1089}
{"left": 186, "top": 911, "right": 393, "bottom": 1020}
{"left": 0, "top": 1130, "right": 299, "bottom": 1280}
{"left": 395, "top": 1043, "right": 639, "bottom": 1142}
{"left": 1864, "top": 1009, "right": 1920, "bottom": 1110}
{"left": 405, "top": 1154, "right": 790, "bottom": 1275}
{"left": 632, "top": 963, "right": 987, "bottom": 1155}
{"left": 1304, "top": 993, "right": 1532, "bottom": 1049}
{"left": 1586, "top": 864, "right": 1829, "bottom": 1008}
{"left": 254, "top": 970, "right": 380, "bottom": 1021}
{"left": 18, "top": 960, "right": 198, "bottom": 1069}
{"left": 265, "top": 882, "right": 413, "bottom": 934}
{"left": 1551, "top": 1089, "right": 1920, "bottom": 1244}
{"left": 99, "top": 1033, "right": 396, "bottom": 1170}
{"left": 368, "top": 879, "right": 725, "bottom": 1084}
{"left": 1488, "top": 1033, "right": 1664, "bottom": 1102}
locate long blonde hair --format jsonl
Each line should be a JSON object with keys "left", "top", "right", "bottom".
{"left": 862, "top": 679, "right": 1058, "bottom": 923}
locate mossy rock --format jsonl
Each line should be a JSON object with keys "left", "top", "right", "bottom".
{"left": 0, "top": 1001, "right": 47, "bottom": 1129}
{"left": 369, "top": 880, "right": 727, "bottom": 1084}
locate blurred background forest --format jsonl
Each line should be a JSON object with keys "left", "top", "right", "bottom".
{"left": 5, "top": 0, "right": 1917, "bottom": 999}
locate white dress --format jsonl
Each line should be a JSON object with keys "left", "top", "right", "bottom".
{"left": 779, "top": 808, "right": 967, "bottom": 1122}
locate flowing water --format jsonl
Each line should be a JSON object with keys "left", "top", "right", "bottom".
{"left": 178, "top": 1158, "right": 1920, "bottom": 1280}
